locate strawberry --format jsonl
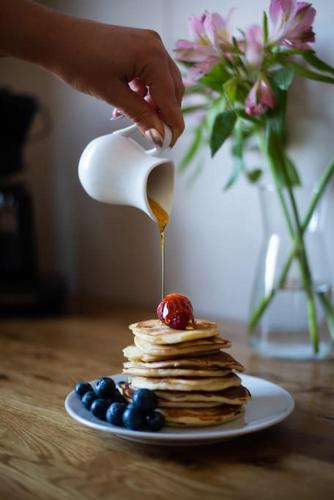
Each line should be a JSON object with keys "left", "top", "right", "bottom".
{"left": 157, "top": 293, "right": 194, "bottom": 330}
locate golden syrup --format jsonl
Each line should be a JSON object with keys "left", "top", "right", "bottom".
{"left": 148, "top": 197, "right": 169, "bottom": 299}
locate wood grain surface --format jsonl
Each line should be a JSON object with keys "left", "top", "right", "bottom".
{"left": 0, "top": 306, "right": 334, "bottom": 500}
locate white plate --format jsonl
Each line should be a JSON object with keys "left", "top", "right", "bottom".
{"left": 64, "top": 374, "right": 294, "bottom": 446}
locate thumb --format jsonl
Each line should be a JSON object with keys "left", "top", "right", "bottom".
{"left": 109, "top": 81, "right": 166, "bottom": 147}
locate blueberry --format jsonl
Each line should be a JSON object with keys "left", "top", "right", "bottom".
{"left": 81, "top": 390, "right": 97, "bottom": 410}
{"left": 113, "top": 391, "right": 126, "bottom": 403}
{"left": 75, "top": 381, "right": 93, "bottom": 399}
{"left": 132, "top": 389, "right": 158, "bottom": 413}
{"left": 94, "top": 377, "right": 116, "bottom": 399}
{"left": 122, "top": 404, "right": 145, "bottom": 430}
{"left": 106, "top": 402, "right": 127, "bottom": 426}
{"left": 90, "top": 399, "right": 110, "bottom": 420}
{"left": 146, "top": 411, "right": 165, "bottom": 432}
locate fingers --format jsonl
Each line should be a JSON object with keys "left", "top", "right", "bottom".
{"left": 142, "top": 61, "right": 185, "bottom": 146}
{"left": 112, "top": 78, "right": 149, "bottom": 121}
{"left": 109, "top": 80, "right": 166, "bottom": 146}
{"left": 129, "top": 77, "right": 147, "bottom": 98}
{"left": 107, "top": 31, "right": 185, "bottom": 146}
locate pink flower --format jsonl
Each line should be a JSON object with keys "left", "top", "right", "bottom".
{"left": 244, "top": 25, "right": 263, "bottom": 67}
{"left": 269, "top": 0, "right": 316, "bottom": 49}
{"left": 183, "top": 61, "right": 217, "bottom": 86}
{"left": 245, "top": 77, "right": 276, "bottom": 116}
{"left": 175, "top": 11, "right": 232, "bottom": 82}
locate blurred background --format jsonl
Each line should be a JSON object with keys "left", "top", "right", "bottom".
{"left": 0, "top": 0, "right": 333, "bottom": 320}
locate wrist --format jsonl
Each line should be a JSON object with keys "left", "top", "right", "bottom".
{"left": 0, "top": 0, "right": 68, "bottom": 72}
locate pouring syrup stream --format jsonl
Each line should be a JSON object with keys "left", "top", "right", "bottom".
{"left": 148, "top": 197, "right": 169, "bottom": 299}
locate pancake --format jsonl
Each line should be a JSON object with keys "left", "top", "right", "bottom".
{"left": 123, "top": 365, "right": 232, "bottom": 378}
{"left": 134, "top": 336, "right": 231, "bottom": 357}
{"left": 130, "top": 319, "right": 219, "bottom": 344}
{"left": 123, "top": 344, "right": 227, "bottom": 362}
{"left": 129, "top": 373, "right": 241, "bottom": 392}
{"left": 119, "top": 382, "right": 251, "bottom": 408}
{"left": 159, "top": 404, "right": 243, "bottom": 427}
{"left": 123, "top": 351, "right": 244, "bottom": 372}
{"left": 160, "top": 402, "right": 221, "bottom": 408}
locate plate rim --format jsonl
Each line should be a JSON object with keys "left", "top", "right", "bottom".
{"left": 64, "top": 373, "right": 294, "bottom": 442}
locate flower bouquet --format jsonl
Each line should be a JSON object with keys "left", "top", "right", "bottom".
{"left": 174, "top": 0, "right": 334, "bottom": 355}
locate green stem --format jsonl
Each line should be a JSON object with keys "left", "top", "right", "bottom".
{"left": 285, "top": 184, "right": 319, "bottom": 352}
{"left": 256, "top": 132, "right": 295, "bottom": 237}
{"left": 249, "top": 158, "right": 334, "bottom": 330}
{"left": 269, "top": 169, "right": 317, "bottom": 349}
{"left": 250, "top": 250, "right": 295, "bottom": 328}
{"left": 254, "top": 131, "right": 320, "bottom": 352}
{"left": 317, "top": 292, "right": 334, "bottom": 340}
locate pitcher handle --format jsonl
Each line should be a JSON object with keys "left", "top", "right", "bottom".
{"left": 115, "top": 123, "right": 172, "bottom": 155}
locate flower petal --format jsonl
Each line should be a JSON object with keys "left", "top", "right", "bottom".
{"left": 188, "top": 14, "right": 209, "bottom": 44}
{"left": 183, "top": 59, "right": 219, "bottom": 84}
{"left": 269, "top": 0, "right": 316, "bottom": 48}
{"left": 203, "top": 12, "right": 227, "bottom": 47}
{"left": 175, "top": 39, "right": 216, "bottom": 62}
{"left": 245, "top": 77, "right": 275, "bottom": 116}
{"left": 245, "top": 25, "right": 263, "bottom": 66}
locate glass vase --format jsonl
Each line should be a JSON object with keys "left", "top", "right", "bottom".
{"left": 249, "top": 185, "right": 333, "bottom": 360}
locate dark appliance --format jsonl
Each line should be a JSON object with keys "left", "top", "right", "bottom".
{"left": 0, "top": 88, "right": 66, "bottom": 315}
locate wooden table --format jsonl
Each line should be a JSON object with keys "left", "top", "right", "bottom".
{"left": 1, "top": 307, "right": 334, "bottom": 500}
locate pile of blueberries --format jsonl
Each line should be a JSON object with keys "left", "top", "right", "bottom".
{"left": 75, "top": 377, "right": 165, "bottom": 432}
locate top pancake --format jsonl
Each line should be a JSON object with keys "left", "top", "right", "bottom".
{"left": 129, "top": 319, "right": 219, "bottom": 344}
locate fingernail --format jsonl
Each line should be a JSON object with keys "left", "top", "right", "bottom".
{"left": 110, "top": 110, "right": 124, "bottom": 120}
{"left": 145, "top": 128, "right": 163, "bottom": 148}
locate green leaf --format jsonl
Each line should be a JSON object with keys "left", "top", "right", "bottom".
{"left": 204, "top": 96, "right": 226, "bottom": 135}
{"left": 285, "top": 61, "right": 334, "bottom": 84}
{"left": 223, "top": 77, "right": 238, "bottom": 102}
{"left": 271, "top": 67, "right": 295, "bottom": 90}
{"left": 265, "top": 123, "right": 300, "bottom": 187}
{"left": 224, "top": 120, "right": 244, "bottom": 191}
{"left": 181, "top": 104, "right": 208, "bottom": 114}
{"left": 236, "top": 110, "right": 262, "bottom": 125}
{"left": 247, "top": 169, "right": 263, "bottom": 183}
{"left": 285, "top": 155, "right": 301, "bottom": 186}
{"left": 278, "top": 48, "right": 305, "bottom": 57}
{"left": 267, "top": 81, "right": 287, "bottom": 143}
{"left": 265, "top": 123, "right": 287, "bottom": 187}
{"left": 199, "top": 77, "right": 222, "bottom": 92}
{"left": 184, "top": 84, "right": 207, "bottom": 96}
{"left": 263, "top": 11, "right": 268, "bottom": 45}
{"left": 178, "top": 127, "right": 203, "bottom": 171}
{"left": 224, "top": 160, "right": 243, "bottom": 190}
{"left": 303, "top": 51, "right": 334, "bottom": 76}
{"left": 199, "top": 63, "right": 230, "bottom": 92}
{"left": 210, "top": 110, "right": 237, "bottom": 157}
{"left": 232, "top": 36, "right": 242, "bottom": 54}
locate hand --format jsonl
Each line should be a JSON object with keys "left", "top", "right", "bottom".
{"left": 0, "top": 1, "right": 185, "bottom": 146}
{"left": 49, "top": 19, "right": 185, "bottom": 146}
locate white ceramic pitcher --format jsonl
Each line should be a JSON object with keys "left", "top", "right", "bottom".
{"left": 78, "top": 123, "right": 174, "bottom": 222}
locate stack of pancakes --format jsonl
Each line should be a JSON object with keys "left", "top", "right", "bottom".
{"left": 121, "top": 319, "right": 251, "bottom": 427}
